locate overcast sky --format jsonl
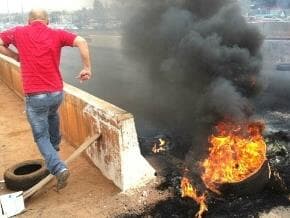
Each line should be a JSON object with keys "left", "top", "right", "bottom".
{"left": 0, "top": 0, "right": 94, "bottom": 13}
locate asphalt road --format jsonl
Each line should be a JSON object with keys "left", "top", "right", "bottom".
{"left": 255, "top": 39, "right": 290, "bottom": 133}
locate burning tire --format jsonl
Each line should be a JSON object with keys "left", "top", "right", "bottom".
{"left": 218, "top": 160, "right": 271, "bottom": 196}
{"left": 4, "top": 159, "right": 49, "bottom": 191}
{"left": 201, "top": 121, "right": 270, "bottom": 196}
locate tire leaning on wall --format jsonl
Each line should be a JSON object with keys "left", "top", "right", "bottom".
{"left": 4, "top": 159, "right": 50, "bottom": 191}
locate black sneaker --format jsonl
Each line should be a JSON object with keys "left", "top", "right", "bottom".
{"left": 56, "top": 169, "right": 70, "bottom": 191}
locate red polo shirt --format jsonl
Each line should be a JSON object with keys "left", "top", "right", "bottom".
{"left": 0, "top": 22, "right": 77, "bottom": 94}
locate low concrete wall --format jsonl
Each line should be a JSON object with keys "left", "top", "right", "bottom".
{"left": 0, "top": 54, "right": 155, "bottom": 191}
{"left": 251, "top": 21, "right": 290, "bottom": 39}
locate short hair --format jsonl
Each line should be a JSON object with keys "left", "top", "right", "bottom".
{"left": 28, "top": 9, "right": 48, "bottom": 22}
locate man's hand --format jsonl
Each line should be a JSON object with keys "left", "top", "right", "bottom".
{"left": 76, "top": 69, "right": 91, "bottom": 83}
{"left": 73, "top": 36, "right": 92, "bottom": 83}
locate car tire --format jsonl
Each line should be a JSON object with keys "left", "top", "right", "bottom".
{"left": 4, "top": 159, "right": 50, "bottom": 191}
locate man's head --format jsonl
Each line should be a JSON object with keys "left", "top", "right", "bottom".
{"left": 28, "top": 9, "right": 49, "bottom": 25}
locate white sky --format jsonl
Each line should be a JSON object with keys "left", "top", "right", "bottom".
{"left": 0, "top": 0, "right": 94, "bottom": 13}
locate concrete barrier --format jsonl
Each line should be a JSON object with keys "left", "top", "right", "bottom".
{"left": 0, "top": 53, "right": 155, "bottom": 191}
{"left": 251, "top": 21, "right": 290, "bottom": 39}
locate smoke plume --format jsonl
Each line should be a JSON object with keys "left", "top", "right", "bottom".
{"left": 122, "top": 0, "right": 264, "bottom": 155}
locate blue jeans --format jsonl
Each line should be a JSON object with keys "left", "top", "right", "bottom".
{"left": 25, "top": 91, "right": 67, "bottom": 175}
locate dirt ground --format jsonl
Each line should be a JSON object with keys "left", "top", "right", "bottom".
{"left": 0, "top": 80, "right": 171, "bottom": 218}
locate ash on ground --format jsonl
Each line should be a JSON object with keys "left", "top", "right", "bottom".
{"left": 116, "top": 132, "right": 290, "bottom": 218}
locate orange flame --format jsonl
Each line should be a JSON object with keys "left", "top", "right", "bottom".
{"left": 181, "top": 177, "right": 208, "bottom": 218}
{"left": 201, "top": 121, "right": 267, "bottom": 193}
{"left": 180, "top": 121, "right": 267, "bottom": 217}
{"left": 152, "top": 138, "right": 167, "bottom": 153}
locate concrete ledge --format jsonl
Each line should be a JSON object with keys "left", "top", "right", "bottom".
{"left": 0, "top": 53, "right": 156, "bottom": 191}
{"left": 63, "top": 84, "right": 156, "bottom": 190}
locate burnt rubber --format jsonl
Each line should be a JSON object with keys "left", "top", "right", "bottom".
{"left": 4, "top": 159, "right": 49, "bottom": 191}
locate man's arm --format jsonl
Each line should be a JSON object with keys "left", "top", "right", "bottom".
{"left": 73, "top": 36, "right": 91, "bottom": 82}
{"left": 0, "top": 38, "right": 18, "bottom": 61}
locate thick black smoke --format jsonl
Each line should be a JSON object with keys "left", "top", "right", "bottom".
{"left": 122, "top": 0, "right": 264, "bottom": 155}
